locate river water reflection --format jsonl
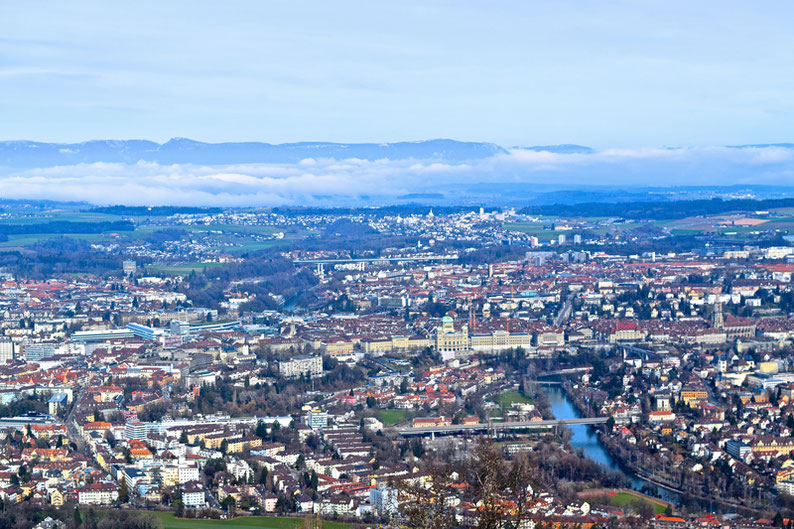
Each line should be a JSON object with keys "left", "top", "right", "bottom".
{"left": 544, "top": 385, "right": 683, "bottom": 504}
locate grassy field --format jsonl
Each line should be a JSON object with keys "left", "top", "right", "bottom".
{"left": 0, "top": 208, "right": 309, "bottom": 251}
{"left": 151, "top": 512, "right": 353, "bottom": 529}
{"left": 378, "top": 409, "right": 408, "bottom": 425}
{"left": 0, "top": 232, "right": 106, "bottom": 248}
{"left": 493, "top": 391, "right": 533, "bottom": 407}
{"left": 593, "top": 492, "right": 668, "bottom": 515}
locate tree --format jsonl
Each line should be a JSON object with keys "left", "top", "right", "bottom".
{"left": 256, "top": 420, "right": 268, "bottom": 440}
{"left": 73, "top": 506, "right": 83, "bottom": 526}
{"left": 221, "top": 495, "right": 236, "bottom": 514}
{"left": 119, "top": 478, "right": 129, "bottom": 503}
{"left": 398, "top": 465, "right": 457, "bottom": 529}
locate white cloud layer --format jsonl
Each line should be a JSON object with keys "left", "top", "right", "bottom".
{"left": 1, "top": 145, "right": 793, "bottom": 206}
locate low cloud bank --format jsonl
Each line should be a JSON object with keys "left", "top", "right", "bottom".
{"left": 1, "top": 145, "right": 793, "bottom": 206}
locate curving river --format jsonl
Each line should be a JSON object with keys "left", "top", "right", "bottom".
{"left": 543, "top": 385, "right": 683, "bottom": 504}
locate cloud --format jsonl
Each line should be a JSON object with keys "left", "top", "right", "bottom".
{"left": 1, "top": 145, "right": 794, "bottom": 206}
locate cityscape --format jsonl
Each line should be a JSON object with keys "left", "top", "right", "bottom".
{"left": 0, "top": 201, "right": 790, "bottom": 528}
{"left": 4, "top": 2, "right": 794, "bottom": 529}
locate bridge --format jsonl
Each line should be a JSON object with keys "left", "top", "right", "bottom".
{"left": 619, "top": 344, "right": 660, "bottom": 362}
{"left": 397, "top": 416, "right": 608, "bottom": 437}
{"left": 294, "top": 255, "right": 459, "bottom": 265}
{"left": 537, "top": 367, "right": 593, "bottom": 377}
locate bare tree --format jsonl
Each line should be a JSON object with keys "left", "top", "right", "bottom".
{"left": 397, "top": 465, "right": 457, "bottom": 529}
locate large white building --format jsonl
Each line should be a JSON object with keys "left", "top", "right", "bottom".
{"left": 0, "top": 341, "right": 14, "bottom": 364}
{"left": 279, "top": 355, "right": 323, "bottom": 378}
{"left": 77, "top": 482, "right": 119, "bottom": 505}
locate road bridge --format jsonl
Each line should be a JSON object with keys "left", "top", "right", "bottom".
{"left": 294, "top": 255, "right": 459, "bottom": 265}
{"left": 537, "top": 366, "right": 593, "bottom": 377}
{"left": 398, "top": 416, "right": 608, "bottom": 437}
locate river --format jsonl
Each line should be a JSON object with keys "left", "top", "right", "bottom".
{"left": 544, "top": 385, "right": 683, "bottom": 504}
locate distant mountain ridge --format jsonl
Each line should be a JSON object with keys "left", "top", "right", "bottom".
{"left": 2, "top": 138, "right": 792, "bottom": 170}
{"left": 0, "top": 138, "right": 507, "bottom": 168}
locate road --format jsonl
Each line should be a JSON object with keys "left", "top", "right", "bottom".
{"left": 64, "top": 384, "right": 87, "bottom": 450}
{"left": 554, "top": 294, "right": 574, "bottom": 326}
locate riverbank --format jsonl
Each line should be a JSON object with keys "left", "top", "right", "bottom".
{"left": 549, "top": 385, "right": 771, "bottom": 517}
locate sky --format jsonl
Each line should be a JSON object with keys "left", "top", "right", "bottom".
{"left": 2, "top": 1, "right": 794, "bottom": 148}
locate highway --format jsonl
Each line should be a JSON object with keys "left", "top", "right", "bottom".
{"left": 398, "top": 416, "right": 608, "bottom": 436}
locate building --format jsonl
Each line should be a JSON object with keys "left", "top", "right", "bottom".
{"left": 0, "top": 341, "right": 14, "bottom": 364}
{"left": 170, "top": 320, "right": 190, "bottom": 336}
{"left": 22, "top": 342, "right": 58, "bottom": 361}
{"left": 72, "top": 329, "right": 135, "bottom": 342}
{"left": 77, "top": 482, "right": 119, "bottom": 505}
{"left": 126, "top": 322, "right": 165, "bottom": 341}
{"left": 279, "top": 355, "right": 323, "bottom": 378}
{"left": 725, "top": 440, "right": 751, "bottom": 460}
{"left": 122, "top": 260, "right": 137, "bottom": 275}
{"left": 469, "top": 330, "right": 533, "bottom": 352}
{"left": 182, "top": 481, "right": 207, "bottom": 508}
{"left": 48, "top": 393, "right": 68, "bottom": 415}
{"left": 435, "top": 316, "right": 470, "bottom": 353}
{"left": 306, "top": 409, "right": 328, "bottom": 430}
{"left": 370, "top": 485, "right": 398, "bottom": 517}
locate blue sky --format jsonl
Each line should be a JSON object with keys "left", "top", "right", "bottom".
{"left": 2, "top": 1, "right": 794, "bottom": 147}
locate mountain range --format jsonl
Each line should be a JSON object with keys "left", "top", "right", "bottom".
{"left": 2, "top": 138, "right": 793, "bottom": 169}
{"left": 0, "top": 138, "right": 509, "bottom": 168}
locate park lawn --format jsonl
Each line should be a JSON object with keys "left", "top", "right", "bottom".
{"left": 378, "top": 409, "right": 408, "bottom": 425}
{"left": 600, "top": 492, "right": 667, "bottom": 515}
{"left": 151, "top": 512, "right": 352, "bottom": 529}
{"left": 493, "top": 391, "right": 533, "bottom": 408}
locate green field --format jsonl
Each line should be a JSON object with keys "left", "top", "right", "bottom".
{"left": 0, "top": 232, "right": 106, "bottom": 248}
{"left": 593, "top": 492, "right": 668, "bottom": 515}
{"left": 151, "top": 512, "right": 352, "bottom": 529}
{"left": 492, "top": 391, "right": 533, "bottom": 407}
{"left": 0, "top": 208, "right": 309, "bottom": 252}
{"left": 378, "top": 409, "right": 408, "bottom": 425}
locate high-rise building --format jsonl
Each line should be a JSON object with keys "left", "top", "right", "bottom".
{"left": 305, "top": 408, "right": 328, "bottom": 430}
{"left": 573, "top": 234, "right": 582, "bottom": 244}
{"left": 558, "top": 234, "right": 566, "bottom": 245}
{"left": 0, "top": 341, "right": 14, "bottom": 364}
